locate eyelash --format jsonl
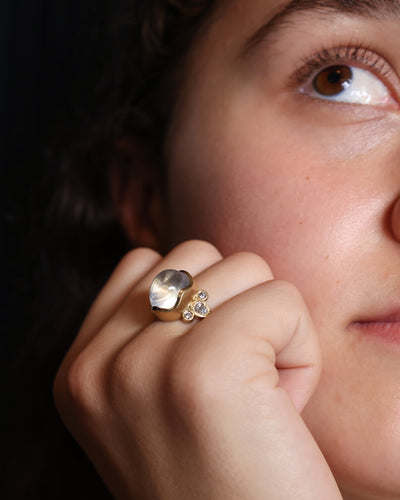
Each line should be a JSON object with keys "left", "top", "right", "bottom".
{"left": 292, "top": 43, "right": 395, "bottom": 91}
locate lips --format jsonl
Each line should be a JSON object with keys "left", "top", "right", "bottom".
{"left": 350, "top": 306, "right": 400, "bottom": 345}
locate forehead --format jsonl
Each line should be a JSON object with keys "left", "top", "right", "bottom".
{"left": 180, "top": 0, "right": 400, "bottom": 90}
{"left": 212, "top": 0, "right": 400, "bottom": 19}
{"left": 207, "top": 0, "right": 400, "bottom": 41}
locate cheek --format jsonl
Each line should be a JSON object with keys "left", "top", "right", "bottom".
{"left": 168, "top": 116, "right": 349, "bottom": 288}
{"left": 167, "top": 92, "right": 393, "bottom": 309}
{"left": 302, "top": 335, "right": 400, "bottom": 497}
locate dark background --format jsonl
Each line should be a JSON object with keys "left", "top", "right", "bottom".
{"left": 1, "top": 4, "right": 137, "bottom": 497}
{"left": 1, "top": 5, "right": 118, "bottom": 496}
{"left": 0, "top": 0, "right": 112, "bottom": 361}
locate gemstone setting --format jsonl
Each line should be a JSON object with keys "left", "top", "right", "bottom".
{"left": 193, "top": 301, "right": 210, "bottom": 318}
{"left": 181, "top": 290, "right": 211, "bottom": 322}
{"left": 150, "top": 269, "right": 211, "bottom": 322}
{"left": 149, "top": 269, "right": 192, "bottom": 311}
{"left": 197, "top": 290, "right": 208, "bottom": 301}
{"left": 182, "top": 309, "right": 195, "bottom": 322}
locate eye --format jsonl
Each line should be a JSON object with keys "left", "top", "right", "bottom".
{"left": 300, "top": 64, "right": 392, "bottom": 106}
{"left": 293, "top": 45, "right": 399, "bottom": 109}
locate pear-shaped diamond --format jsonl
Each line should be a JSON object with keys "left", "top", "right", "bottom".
{"left": 193, "top": 301, "right": 210, "bottom": 318}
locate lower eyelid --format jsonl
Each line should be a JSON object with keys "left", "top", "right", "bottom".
{"left": 289, "top": 92, "right": 397, "bottom": 125}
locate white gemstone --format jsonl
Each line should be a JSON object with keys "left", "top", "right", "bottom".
{"left": 182, "top": 309, "right": 195, "bottom": 322}
{"left": 193, "top": 301, "right": 210, "bottom": 318}
{"left": 149, "top": 270, "right": 192, "bottom": 310}
{"left": 197, "top": 290, "right": 208, "bottom": 301}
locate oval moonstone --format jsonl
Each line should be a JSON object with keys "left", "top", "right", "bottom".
{"left": 149, "top": 269, "right": 192, "bottom": 311}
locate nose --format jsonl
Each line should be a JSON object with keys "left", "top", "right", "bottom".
{"left": 391, "top": 196, "right": 400, "bottom": 241}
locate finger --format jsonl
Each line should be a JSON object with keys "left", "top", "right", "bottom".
{"left": 54, "top": 240, "right": 223, "bottom": 421}
{"left": 75, "top": 247, "right": 162, "bottom": 348}
{"left": 168, "top": 279, "right": 321, "bottom": 413}
{"left": 138, "top": 250, "right": 275, "bottom": 339}
{"left": 105, "top": 276, "right": 320, "bottom": 449}
{"left": 101, "top": 251, "right": 276, "bottom": 414}
{"left": 62, "top": 240, "right": 223, "bottom": 363}
{"left": 90, "top": 251, "right": 274, "bottom": 365}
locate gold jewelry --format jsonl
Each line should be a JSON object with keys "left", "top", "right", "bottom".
{"left": 149, "top": 269, "right": 211, "bottom": 322}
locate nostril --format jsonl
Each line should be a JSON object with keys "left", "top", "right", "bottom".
{"left": 390, "top": 197, "right": 400, "bottom": 241}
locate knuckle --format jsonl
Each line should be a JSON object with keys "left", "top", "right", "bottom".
{"left": 166, "top": 350, "right": 221, "bottom": 419}
{"left": 231, "top": 252, "right": 274, "bottom": 281}
{"left": 174, "top": 240, "right": 223, "bottom": 261}
{"left": 267, "top": 279, "right": 306, "bottom": 308}
{"left": 118, "top": 247, "right": 161, "bottom": 270}
{"left": 55, "top": 352, "right": 102, "bottom": 420}
{"left": 108, "top": 347, "right": 137, "bottom": 397}
{"left": 107, "top": 342, "right": 150, "bottom": 411}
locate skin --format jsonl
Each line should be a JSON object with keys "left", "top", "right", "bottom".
{"left": 166, "top": 0, "right": 400, "bottom": 498}
{"left": 53, "top": 1, "right": 400, "bottom": 499}
{"left": 54, "top": 243, "right": 342, "bottom": 499}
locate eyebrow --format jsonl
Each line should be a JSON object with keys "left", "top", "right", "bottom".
{"left": 244, "top": 0, "right": 400, "bottom": 54}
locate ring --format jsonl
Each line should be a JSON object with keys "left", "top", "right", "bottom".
{"left": 149, "top": 269, "right": 211, "bottom": 322}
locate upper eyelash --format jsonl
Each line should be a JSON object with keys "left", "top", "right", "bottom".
{"left": 291, "top": 44, "right": 394, "bottom": 86}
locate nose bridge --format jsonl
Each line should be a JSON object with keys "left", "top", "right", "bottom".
{"left": 388, "top": 124, "right": 400, "bottom": 241}
{"left": 390, "top": 195, "right": 400, "bottom": 241}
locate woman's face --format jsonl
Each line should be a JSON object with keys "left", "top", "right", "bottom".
{"left": 165, "top": 0, "right": 400, "bottom": 498}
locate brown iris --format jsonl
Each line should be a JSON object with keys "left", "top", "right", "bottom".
{"left": 313, "top": 65, "right": 353, "bottom": 96}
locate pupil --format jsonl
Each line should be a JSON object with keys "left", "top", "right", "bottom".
{"left": 328, "top": 71, "right": 342, "bottom": 84}
{"left": 313, "top": 65, "right": 353, "bottom": 96}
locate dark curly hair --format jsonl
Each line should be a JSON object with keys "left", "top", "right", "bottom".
{"left": 4, "top": 1, "right": 217, "bottom": 498}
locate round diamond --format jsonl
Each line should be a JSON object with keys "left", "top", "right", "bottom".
{"left": 182, "top": 309, "right": 195, "bottom": 322}
{"left": 149, "top": 270, "right": 192, "bottom": 310}
{"left": 193, "top": 301, "right": 210, "bottom": 318}
{"left": 197, "top": 290, "right": 208, "bottom": 301}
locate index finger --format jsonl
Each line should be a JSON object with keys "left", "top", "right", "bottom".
{"left": 62, "top": 240, "right": 222, "bottom": 361}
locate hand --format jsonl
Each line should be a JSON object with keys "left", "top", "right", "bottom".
{"left": 53, "top": 240, "right": 342, "bottom": 499}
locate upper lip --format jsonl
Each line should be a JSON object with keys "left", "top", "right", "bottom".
{"left": 352, "top": 306, "right": 400, "bottom": 324}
